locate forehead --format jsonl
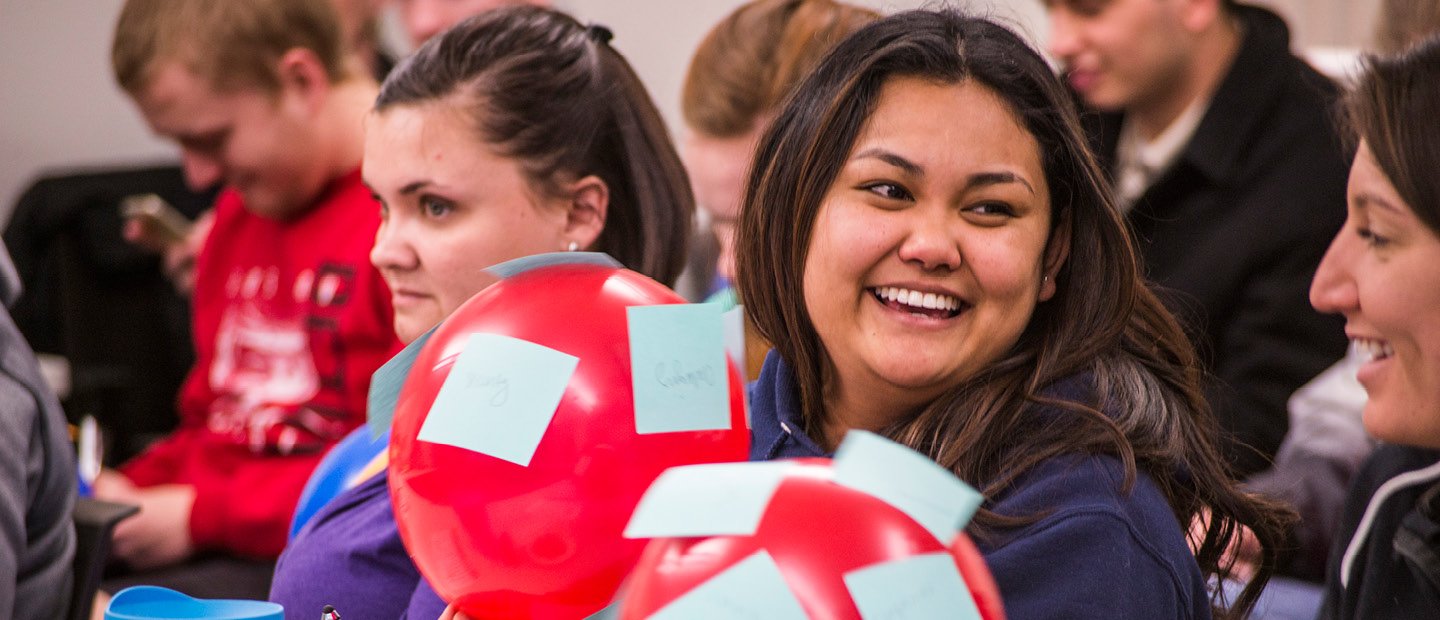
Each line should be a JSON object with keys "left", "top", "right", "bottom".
{"left": 136, "top": 61, "right": 268, "bottom": 134}
{"left": 363, "top": 103, "right": 507, "bottom": 184}
{"left": 854, "top": 77, "right": 1045, "bottom": 178}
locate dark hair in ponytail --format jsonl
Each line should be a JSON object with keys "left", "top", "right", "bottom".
{"left": 375, "top": 6, "right": 692, "bottom": 285}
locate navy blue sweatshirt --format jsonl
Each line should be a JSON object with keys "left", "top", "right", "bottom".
{"left": 749, "top": 353, "right": 1212, "bottom": 619}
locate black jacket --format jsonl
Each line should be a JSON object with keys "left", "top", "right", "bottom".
{"left": 1320, "top": 444, "right": 1440, "bottom": 619}
{"left": 1079, "top": 4, "right": 1349, "bottom": 476}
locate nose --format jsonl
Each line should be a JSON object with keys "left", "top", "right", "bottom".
{"left": 402, "top": 0, "right": 446, "bottom": 45}
{"left": 370, "top": 216, "right": 418, "bottom": 273}
{"left": 1046, "top": 8, "right": 1081, "bottom": 62}
{"left": 180, "top": 150, "right": 224, "bottom": 192}
{"left": 1309, "top": 229, "right": 1357, "bottom": 316}
{"left": 896, "top": 207, "right": 962, "bottom": 272}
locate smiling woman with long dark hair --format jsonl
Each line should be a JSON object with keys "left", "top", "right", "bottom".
{"left": 737, "top": 9, "right": 1291, "bottom": 619}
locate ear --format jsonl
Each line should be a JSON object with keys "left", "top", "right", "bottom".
{"left": 561, "top": 175, "right": 609, "bottom": 250}
{"left": 274, "top": 47, "right": 331, "bottom": 115}
{"left": 1039, "top": 209, "right": 1072, "bottom": 302}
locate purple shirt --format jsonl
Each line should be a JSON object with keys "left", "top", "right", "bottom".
{"left": 270, "top": 469, "right": 432, "bottom": 619}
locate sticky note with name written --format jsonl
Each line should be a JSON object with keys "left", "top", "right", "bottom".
{"left": 627, "top": 304, "right": 730, "bottom": 434}
{"left": 833, "top": 430, "right": 983, "bottom": 544}
{"left": 843, "top": 552, "right": 981, "bottom": 620}
{"left": 417, "top": 333, "right": 578, "bottom": 467}
{"left": 624, "top": 461, "right": 795, "bottom": 539}
{"left": 647, "top": 550, "right": 809, "bottom": 620}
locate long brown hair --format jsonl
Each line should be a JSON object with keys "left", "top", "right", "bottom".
{"left": 735, "top": 10, "right": 1289, "bottom": 617}
{"left": 682, "top": 0, "right": 878, "bottom": 138}
{"left": 374, "top": 6, "right": 692, "bottom": 285}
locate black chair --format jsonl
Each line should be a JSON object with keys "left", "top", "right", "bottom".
{"left": 4, "top": 165, "right": 214, "bottom": 463}
{"left": 68, "top": 497, "right": 140, "bottom": 620}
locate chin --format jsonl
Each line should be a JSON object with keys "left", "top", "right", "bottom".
{"left": 394, "top": 316, "right": 435, "bottom": 345}
{"left": 1362, "top": 399, "right": 1440, "bottom": 448}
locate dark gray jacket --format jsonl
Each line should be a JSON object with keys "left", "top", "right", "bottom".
{"left": 0, "top": 239, "right": 76, "bottom": 619}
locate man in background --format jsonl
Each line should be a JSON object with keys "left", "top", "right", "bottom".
{"left": 1045, "top": 0, "right": 1350, "bottom": 476}
{"left": 95, "top": 0, "right": 399, "bottom": 598}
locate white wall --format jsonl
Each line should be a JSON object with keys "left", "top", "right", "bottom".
{"left": 0, "top": 0, "right": 176, "bottom": 222}
{"left": 0, "top": 0, "right": 1377, "bottom": 224}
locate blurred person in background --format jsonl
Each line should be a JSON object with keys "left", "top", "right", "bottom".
{"left": 96, "top": 0, "right": 399, "bottom": 599}
{"left": 680, "top": 0, "right": 877, "bottom": 378}
{"left": 1044, "top": 0, "right": 1349, "bottom": 478}
{"left": 269, "top": 7, "right": 693, "bottom": 617}
{"left": 394, "top": 0, "right": 550, "bottom": 46}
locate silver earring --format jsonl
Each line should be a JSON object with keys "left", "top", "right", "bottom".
{"left": 1042, "top": 274, "right": 1050, "bottom": 284}
{"left": 566, "top": 241, "right": 580, "bottom": 252}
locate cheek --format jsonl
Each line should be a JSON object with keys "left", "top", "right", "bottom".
{"left": 968, "top": 234, "right": 1045, "bottom": 296}
{"left": 427, "top": 244, "right": 499, "bottom": 317}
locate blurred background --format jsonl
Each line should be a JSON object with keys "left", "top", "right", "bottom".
{"left": 0, "top": 0, "right": 1380, "bottom": 223}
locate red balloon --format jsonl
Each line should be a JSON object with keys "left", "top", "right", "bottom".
{"left": 389, "top": 263, "right": 750, "bottom": 618}
{"left": 619, "top": 459, "right": 1006, "bottom": 620}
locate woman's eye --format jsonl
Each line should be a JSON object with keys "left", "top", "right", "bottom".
{"left": 967, "top": 201, "right": 1017, "bottom": 217}
{"left": 1357, "top": 227, "right": 1391, "bottom": 248}
{"left": 862, "top": 182, "right": 912, "bottom": 201}
{"left": 421, "top": 196, "right": 453, "bottom": 218}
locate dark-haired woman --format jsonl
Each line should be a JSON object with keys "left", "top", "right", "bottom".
{"left": 738, "top": 10, "right": 1290, "bottom": 619}
{"left": 268, "top": 6, "right": 693, "bottom": 617}
{"left": 1313, "top": 35, "right": 1440, "bottom": 620}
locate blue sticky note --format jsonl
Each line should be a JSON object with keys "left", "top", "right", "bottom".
{"left": 843, "top": 552, "right": 982, "bottom": 620}
{"left": 484, "top": 251, "right": 621, "bottom": 279}
{"left": 624, "top": 461, "right": 795, "bottom": 539}
{"left": 720, "top": 306, "right": 746, "bottom": 374}
{"left": 647, "top": 550, "right": 809, "bottom": 619}
{"left": 627, "top": 304, "right": 730, "bottom": 434}
{"left": 833, "top": 431, "right": 984, "bottom": 544}
{"left": 367, "top": 326, "right": 436, "bottom": 439}
{"left": 720, "top": 306, "right": 749, "bottom": 428}
{"left": 416, "top": 333, "right": 578, "bottom": 467}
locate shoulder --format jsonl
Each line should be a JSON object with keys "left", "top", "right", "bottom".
{"left": 981, "top": 454, "right": 1210, "bottom": 619}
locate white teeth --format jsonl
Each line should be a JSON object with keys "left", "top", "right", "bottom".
{"left": 1353, "top": 338, "right": 1394, "bottom": 362}
{"left": 874, "top": 286, "right": 961, "bottom": 313}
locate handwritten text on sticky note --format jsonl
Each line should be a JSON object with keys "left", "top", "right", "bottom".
{"left": 417, "top": 333, "right": 577, "bottom": 467}
{"left": 627, "top": 304, "right": 730, "bottom": 434}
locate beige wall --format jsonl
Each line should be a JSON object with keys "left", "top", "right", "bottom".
{"left": 0, "top": 0, "right": 1383, "bottom": 223}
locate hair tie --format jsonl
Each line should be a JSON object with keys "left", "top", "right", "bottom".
{"left": 586, "top": 23, "right": 614, "bottom": 45}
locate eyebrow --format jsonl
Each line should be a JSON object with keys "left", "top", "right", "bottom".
{"left": 1354, "top": 191, "right": 1405, "bottom": 217}
{"left": 852, "top": 147, "right": 1037, "bottom": 195}
{"left": 398, "top": 180, "right": 433, "bottom": 195}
